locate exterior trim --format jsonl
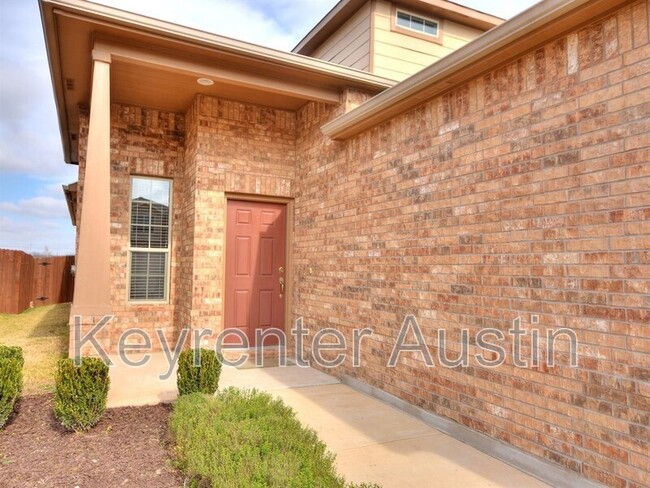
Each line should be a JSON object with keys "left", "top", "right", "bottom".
{"left": 390, "top": 4, "right": 444, "bottom": 45}
{"left": 322, "top": 0, "right": 633, "bottom": 140}
{"left": 369, "top": 0, "right": 376, "bottom": 73}
{"left": 126, "top": 175, "right": 173, "bottom": 305}
{"left": 62, "top": 182, "right": 77, "bottom": 226}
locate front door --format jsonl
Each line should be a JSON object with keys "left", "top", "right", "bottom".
{"left": 225, "top": 200, "right": 286, "bottom": 346}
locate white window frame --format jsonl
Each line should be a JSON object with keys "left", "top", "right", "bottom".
{"left": 127, "top": 176, "right": 172, "bottom": 303}
{"left": 395, "top": 9, "right": 440, "bottom": 38}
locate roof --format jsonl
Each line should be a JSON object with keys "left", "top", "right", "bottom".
{"left": 39, "top": 0, "right": 397, "bottom": 164}
{"left": 322, "top": 0, "right": 633, "bottom": 139}
{"left": 293, "top": 0, "right": 504, "bottom": 56}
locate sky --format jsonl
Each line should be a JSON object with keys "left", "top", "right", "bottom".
{"left": 0, "top": 0, "right": 538, "bottom": 255}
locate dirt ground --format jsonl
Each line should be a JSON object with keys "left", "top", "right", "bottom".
{"left": 0, "top": 394, "right": 182, "bottom": 487}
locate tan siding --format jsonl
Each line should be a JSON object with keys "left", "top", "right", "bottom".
{"left": 444, "top": 20, "right": 485, "bottom": 49}
{"left": 311, "top": 2, "right": 371, "bottom": 71}
{"left": 372, "top": 0, "right": 484, "bottom": 80}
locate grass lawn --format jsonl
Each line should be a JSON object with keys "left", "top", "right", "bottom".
{"left": 0, "top": 303, "right": 70, "bottom": 395}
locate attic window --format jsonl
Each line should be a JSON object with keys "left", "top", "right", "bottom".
{"left": 396, "top": 11, "right": 439, "bottom": 37}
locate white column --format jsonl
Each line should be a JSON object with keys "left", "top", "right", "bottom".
{"left": 70, "top": 50, "right": 112, "bottom": 318}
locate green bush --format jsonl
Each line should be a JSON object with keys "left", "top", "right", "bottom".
{"left": 0, "top": 345, "right": 24, "bottom": 428}
{"left": 170, "top": 389, "right": 381, "bottom": 488}
{"left": 177, "top": 348, "right": 221, "bottom": 396}
{"left": 0, "top": 345, "right": 24, "bottom": 362}
{"left": 53, "top": 357, "right": 110, "bottom": 432}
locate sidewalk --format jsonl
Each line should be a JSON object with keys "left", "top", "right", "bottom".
{"left": 108, "top": 356, "right": 548, "bottom": 488}
{"left": 221, "top": 366, "right": 549, "bottom": 488}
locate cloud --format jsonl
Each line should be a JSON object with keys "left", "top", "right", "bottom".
{"left": 0, "top": 196, "right": 69, "bottom": 219}
{"left": 0, "top": 215, "right": 75, "bottom": 255}
{"left": 96, "top": 0, "right": 337, "bottom": 50}
{"left": 0, "top": 1, "right": 72, "bottom": 180}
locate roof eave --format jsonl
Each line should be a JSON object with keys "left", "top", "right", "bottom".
{"left": 62, "top": 183, "right": 78, "bottom": 226}
{"left": 40, "top": 1, "right": 74, "bottom": 163}
{"left": 42, "top": 0, "right": 396, "bottom": 88}
{"left": 293, "top": 0, "right": 366, "bottom": 55}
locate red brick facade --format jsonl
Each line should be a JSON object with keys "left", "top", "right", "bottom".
{"left": 293, "top": 3, "right": 650, "bottom": 487}
{"left": 74, "top": 1, "right": 649, "bottom": 486}
{"left": 75, "top": 96, "right": 297, "bottom": 352}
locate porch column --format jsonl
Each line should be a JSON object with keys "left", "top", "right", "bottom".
{"left": 70, "top": 50, "right": 112, "bottom": 337}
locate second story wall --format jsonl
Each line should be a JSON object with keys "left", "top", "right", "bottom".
{"left": 301, "top": 0, "right": 496, "bottom": 81}
{"left": 372, "top": 0, "right": 484, "bottom": 80}
{"left": 311, "top": 2, "right": 372, "bottom": 71}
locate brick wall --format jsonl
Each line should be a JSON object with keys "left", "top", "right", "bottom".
{"left": 294, "top": 2, "right": 649, "bottom": 487}
{"left": 178, "top": 95, "right": 295, "bottom": 344}
{"left": 75, "top": 104, "right": 184, "bottom": 351}
{"left": 74, "top": 97, "right": 297, "bottom": 352}
{"left": 108, "top": 105, "right": 185, "bottom": 350}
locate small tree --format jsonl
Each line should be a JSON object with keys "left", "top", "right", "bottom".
{"left": 54, "top": 357, "right": 110, "bottom": 432}
{"left": 177, "top": 348, "right": 221, "bottom": 396}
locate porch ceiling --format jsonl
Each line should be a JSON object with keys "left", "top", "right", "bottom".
{"left": 40, "top": 0, "right": 395, "bottom": 164}
{"left": 109, "top": 57, "right": 326, "bottom": 114}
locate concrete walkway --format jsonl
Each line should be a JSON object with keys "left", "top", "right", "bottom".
{"left": 107, "top": 356, "right": 549, "bottom": 488}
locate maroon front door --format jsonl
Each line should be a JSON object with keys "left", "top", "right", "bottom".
{"left": 225, "top": 200, "right": 286, "bottom": 346}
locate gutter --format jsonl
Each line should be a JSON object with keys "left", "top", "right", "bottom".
{"left": 321, "top": 0, "right": 630, "bottom": 140}
{"left": 62, "top": 183, "right": 77, "bottom": 226}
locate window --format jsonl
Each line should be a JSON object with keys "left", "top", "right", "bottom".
{"left": 128, "top": 177, "right": 171, "bottom": 301}
{"left": 396, "top": 11, "right": 439, "bottom": 37}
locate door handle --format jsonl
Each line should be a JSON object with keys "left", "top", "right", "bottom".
{"left": 279, "top": 277, "right": 285, "bottom": 293}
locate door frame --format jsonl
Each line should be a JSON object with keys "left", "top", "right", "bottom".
{"left": 223, "top": 193, "right": 294, "bottom": 345}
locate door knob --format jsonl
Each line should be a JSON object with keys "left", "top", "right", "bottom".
{"left": 279, "top": 277, "right": 285, "bottom": 293}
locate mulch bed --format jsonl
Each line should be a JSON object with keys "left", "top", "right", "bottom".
{"left": 0, "top": 395, "right": 182, "bottom": 487}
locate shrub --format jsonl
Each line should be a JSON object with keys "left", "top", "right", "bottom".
{"left": 170, "top": 389, "right": 382, "bottom": 488}
{"left": 0, "top": 345, "right": 24, "bottom": 362}
{"left": 0, "top": 345, "right": 24, "bottom": 428}
{"left": 177, "top": 348, "right": 221, "bottom": 396}
{"left": 53, "top": 357, "right": 110, "bottom": 432}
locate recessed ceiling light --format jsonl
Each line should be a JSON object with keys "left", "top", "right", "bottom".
{"left": 197, "top": 78, "right": 214, "bottom": 86}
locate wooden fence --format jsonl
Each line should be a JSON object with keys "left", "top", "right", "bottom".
{"left": 0, "top": 250, "right": 74, "bottom": 314}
